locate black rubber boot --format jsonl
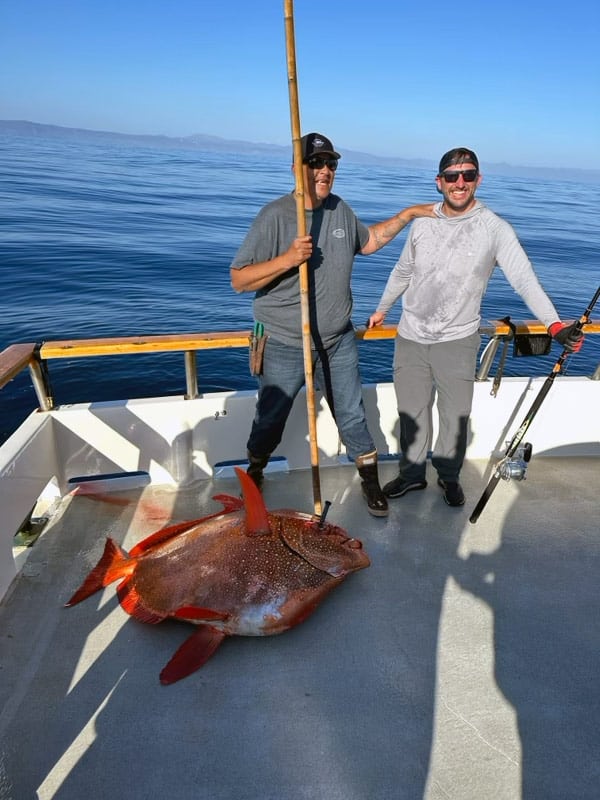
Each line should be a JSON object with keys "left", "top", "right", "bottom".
{"left": 246, "top": 451, "right": 270, "bottom": 490}
{"left": 356, "top": 451, "right": 388, "bottom": 518}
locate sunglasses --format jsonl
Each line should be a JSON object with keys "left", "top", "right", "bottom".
{"left": 305, "top": 156, "right": 339, "bottom": 171}
{"left": 440, "top": 169, "right": 479, "bottom": 183}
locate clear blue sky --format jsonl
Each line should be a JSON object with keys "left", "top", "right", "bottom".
{"left": 2, "top": 0, "right": 599, "bottom": 170}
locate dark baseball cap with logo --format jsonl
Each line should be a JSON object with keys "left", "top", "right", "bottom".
{"left": 301, "top": 132, "right": 341, "bottom": 161}
{"left": 438, "top": 147, "right": 479, "bottom": 175}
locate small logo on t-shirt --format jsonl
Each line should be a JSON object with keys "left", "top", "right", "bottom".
{"left": 332, "top": 228, "right": 345, "bottom": 238}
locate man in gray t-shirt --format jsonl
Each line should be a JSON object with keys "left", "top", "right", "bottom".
{"left": 230, "top": 131, "right": 434, "bottom": 517}
{"left": 368, "top": 146, "right": 583, "bottom": 508}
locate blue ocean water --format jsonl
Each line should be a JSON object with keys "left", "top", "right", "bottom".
{"left": 1, "top": 134, "right": 599, "bottom": 444}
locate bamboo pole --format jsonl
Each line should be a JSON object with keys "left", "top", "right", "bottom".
{"left": 283, "top": 0, "right": 322, "bottom": 516}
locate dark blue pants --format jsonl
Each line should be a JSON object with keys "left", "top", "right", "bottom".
{"left": 247, "top": 328, "right": 374, "bottom": 461}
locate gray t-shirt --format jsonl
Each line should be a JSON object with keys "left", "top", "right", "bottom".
{"left": 377, "top": 201, "right": 559, "bottom": 343}
{"left": 231, "top": 192, "right": 369, "bottom": 348}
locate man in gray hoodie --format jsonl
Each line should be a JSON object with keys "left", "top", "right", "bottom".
{"left": 368, "top": 146, "right": 583, "bottom": 507}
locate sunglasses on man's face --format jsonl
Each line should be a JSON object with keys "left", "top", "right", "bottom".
{"left": 440, "top": 169, "right": 478, "bottom": 183}
{"left": 305, "top": 156, "right": 339, "bottom": 171}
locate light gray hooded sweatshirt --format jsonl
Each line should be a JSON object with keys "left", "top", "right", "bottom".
{"left": 377, "top": 201, "right": 559, "bottom": 343}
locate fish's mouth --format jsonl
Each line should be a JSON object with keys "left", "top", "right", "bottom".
{"left": 305, "top": 519, "right": 365, "bottom": 549}
{"left": 346, "top": 538, "right": 363, "bottom": 549}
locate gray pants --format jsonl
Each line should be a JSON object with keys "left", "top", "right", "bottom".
{"left": 392, "top": 332, "right": 480, "bottom": 482}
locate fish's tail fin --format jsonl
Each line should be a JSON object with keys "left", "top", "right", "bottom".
{"left": 65, "top": 538, "right": 135, "bottom": 606}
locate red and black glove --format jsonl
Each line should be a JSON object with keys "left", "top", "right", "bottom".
{"left": 548, "top": 321, "right": 584, "bottom": 353}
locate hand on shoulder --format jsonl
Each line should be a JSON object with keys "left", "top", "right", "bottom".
{"left": 406, "top": 203, "right": 436, "bottom": 219}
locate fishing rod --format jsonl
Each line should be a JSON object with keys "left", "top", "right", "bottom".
{"left": 469, "top": 284, "right": 600, "bottom": 524}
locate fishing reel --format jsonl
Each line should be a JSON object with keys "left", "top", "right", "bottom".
{"left": 497, "top": 442, "right": 532, "bottom": 481}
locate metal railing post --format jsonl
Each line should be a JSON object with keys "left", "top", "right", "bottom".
{"left": 28, "top": 355, "right": 54, "bottom": 410}
{"left": 184, "top": 351, "right": 199, "bottom": 399}
{"left": 476, "top": 337, "right": 501, "bottom": 382}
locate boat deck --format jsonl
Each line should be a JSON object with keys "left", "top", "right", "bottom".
{"left": 0, "top": 457, "right": 599, "bottom": 800}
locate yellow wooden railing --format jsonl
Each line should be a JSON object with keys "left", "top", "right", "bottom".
{"left": 1, "top": 320, "right": 599, "bottom": 410}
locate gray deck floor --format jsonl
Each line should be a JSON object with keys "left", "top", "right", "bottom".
{"left": 1, "top": 457, "right": 599, "bottom": 800}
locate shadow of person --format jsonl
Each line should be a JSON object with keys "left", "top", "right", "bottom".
{"left": 455, "top": 455, "right": 600, "bottom": 799}
{"left": 0, "top": 483, "right": 163, "bottom": 799}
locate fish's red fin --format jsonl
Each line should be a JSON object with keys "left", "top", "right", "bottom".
{"left": 173, "top": 606, "right": 230, "bottom": 621}
{"left": 234, "top": 466, "right": 270, "bottom": 536}
{"left": 65, "top": 538, "right": 134, "bottom": 606}
{"left": 129, "top": 495, "right": 243, "bottom": 556}
{"left": 117, "top": 581, "right": 165, "bottom": 624}
{"left": 159, "top": 626, "right": 226, "bottom": 685}
{"left": 211, "top": 493, "right": 244, "bottom": 512}
{"left": 129, "top": 519, "right": 205, "bottom": 556}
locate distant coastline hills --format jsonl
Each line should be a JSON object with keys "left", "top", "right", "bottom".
{"left": 1, "top": 119, "right": 598, "bottom": 184}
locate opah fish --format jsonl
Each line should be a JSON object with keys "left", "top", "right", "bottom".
{"left": 66, "top": 467, "right": 370, "bottom": 684}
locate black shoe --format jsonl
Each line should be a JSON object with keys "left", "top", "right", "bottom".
{"left": 382, "top": 475, "right": 427, "bottom": 499}
{"left": 360, "top": 481, "right": 389, "bottom": 517}
{"left": 437, "top": 478, "right": 465, "bottom": 507}
{"left": 246, "top": 452, "right": 270, "bottom": 491}
{"left": 246, "top": 466, "right": 263, "bottom": 491}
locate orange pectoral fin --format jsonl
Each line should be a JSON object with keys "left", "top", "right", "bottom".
{"left": 234, "top": 466, "right": 270, "bottom": 535}
{"left": 159, "top": 626, "right": 227, "bottom": 685}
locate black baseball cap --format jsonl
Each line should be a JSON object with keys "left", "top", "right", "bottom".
{"left": 301, "top": 132, "right": 341, "bottom": 161}
{"left": 438, "top": 147, "right": 479, "bottom": 175}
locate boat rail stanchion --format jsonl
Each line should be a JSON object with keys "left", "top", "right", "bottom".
{"left": 476, "top": 336, "right": 501, "bottom": 381}
{"left": 184, "top": 350, "right": 199, "bottom": 399}
{"left": 29, "top": 346, "right": 54, "bottom": 410}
